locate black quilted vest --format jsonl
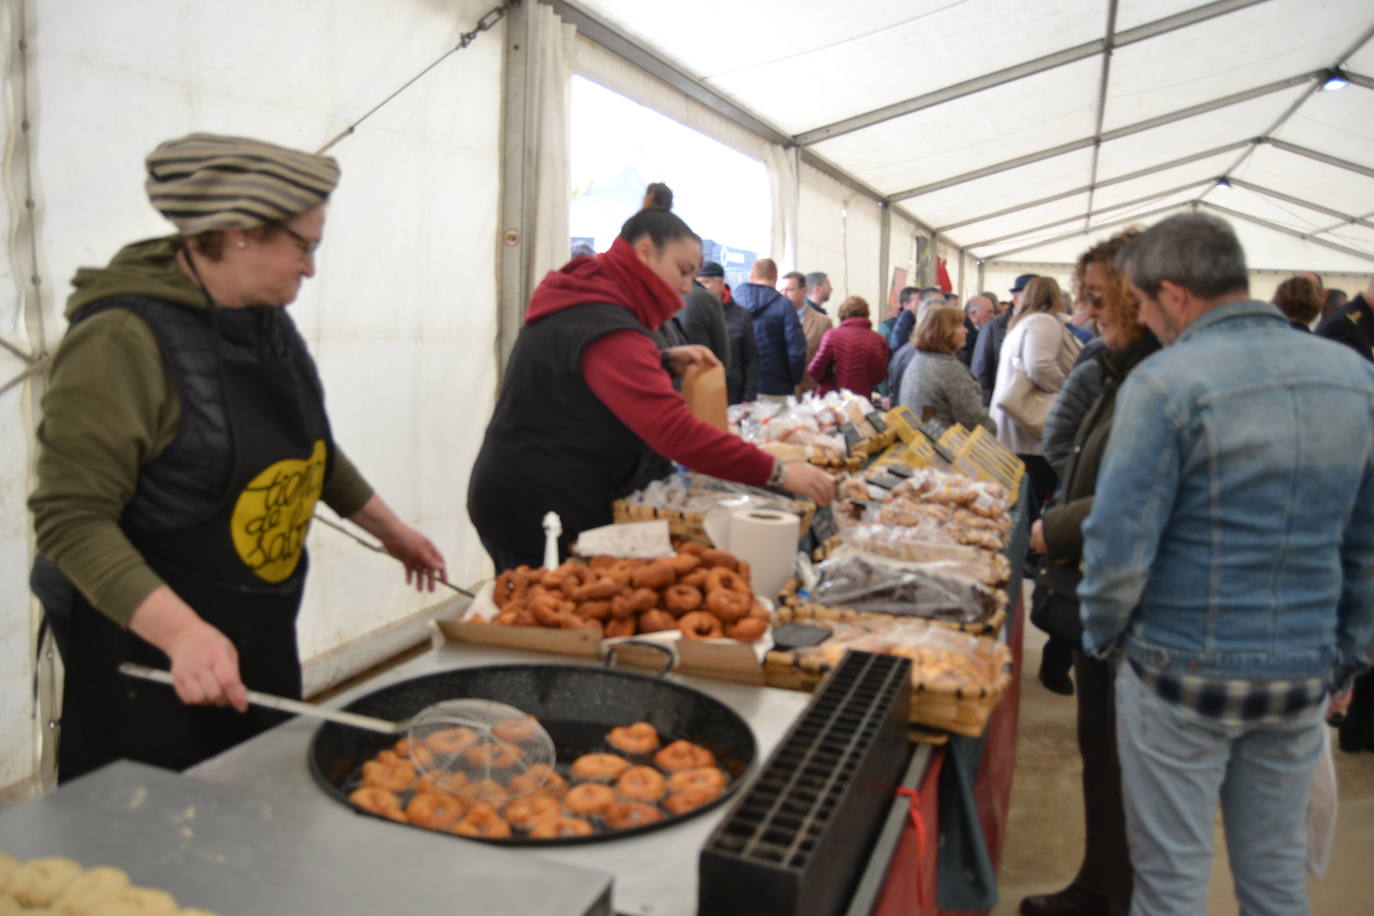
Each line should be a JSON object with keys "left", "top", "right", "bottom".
{"left": 467, "top": 302, "right": 662, "bottom": 564}
{"left": 69, "top": 295, "right": 333, "bottom": 532}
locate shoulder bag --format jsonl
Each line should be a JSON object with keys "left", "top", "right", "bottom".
{"left": 994, "top": 319, "right": 1081, "bottom": 438}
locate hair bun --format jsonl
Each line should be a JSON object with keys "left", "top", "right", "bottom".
{"left": 642, "top": 183, "right": 674, "bottom": 212}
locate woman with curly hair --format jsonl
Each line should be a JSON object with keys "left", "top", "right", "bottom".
{"left": 1021, "top": 228, "right": 1158, "bottom": 916}
{"left": 1272, "top": 275, "right": 1323, "bottom": 330}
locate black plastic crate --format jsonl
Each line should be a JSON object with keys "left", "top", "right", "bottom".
{"left": 699, "top": 650, "right": 912, "bottom": 916}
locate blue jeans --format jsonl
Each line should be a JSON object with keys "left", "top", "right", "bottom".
{"left": 1114, "top": 663, "right": 1325, "bottom": 916}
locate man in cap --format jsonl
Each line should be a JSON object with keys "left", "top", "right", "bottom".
{"left": 1079, "top": 213, "right": 1374, "bottom": 914}
{"left": 29, "top": 132, "right": 446, "bottom": 781}
{"left": 676, "top": 261, "right": 730, "bottom": 367}
{"left": 698, "top": 261, "right": 758, "bottom": 404}
{"left": 971, "top": 273, "right": 1037, "bottom": 405}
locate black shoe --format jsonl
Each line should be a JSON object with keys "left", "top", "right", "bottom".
{"left": 1038, "top": 651, "right": 1075, "bottom": 696}
{"left": 1039, "top": 670, "right": 1075, "bottom": 696}
{"left": 1020, "top": 885, "right": 1108, "bottom": 916}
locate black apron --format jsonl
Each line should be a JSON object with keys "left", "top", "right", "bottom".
{"left": 58, "top": 311, "right": 331, "bottom": 782}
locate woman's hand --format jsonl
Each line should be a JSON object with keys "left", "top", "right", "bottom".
{"left": 1029, "top": 519, "right": 1047, "bottom": 555}
{"left": 781, "top": 463, "right": 836, "bottom": 507}
{"left": 346, "top": 495, "right": 448, "bottom": 592}
{"left": 129, "top": 586, "right": 248, "bottom": 712}
{"left": 382, "top": 526, "right": 448, "bottom": 592}
{"left": 665, "top": 345, "right": 721, "bottom": 375}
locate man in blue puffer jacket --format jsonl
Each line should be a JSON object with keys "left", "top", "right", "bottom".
{"left": 733, "top": 257, "right": 805, "bottom": 397}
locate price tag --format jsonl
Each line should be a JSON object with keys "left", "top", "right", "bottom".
{"left": 810, "top": 507, "right": 837, "bottom": 544}
{"left": 573, "top": 520, "right": 674, "bottom": 558}
{"left": 840, "top": 422, "right": 864, "bottom": 451}
{"left": 866, "top": 411, "right": 888, "bottom": 433}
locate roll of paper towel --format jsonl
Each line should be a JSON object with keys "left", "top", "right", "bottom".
{"left": 727, "top": 508, "right": 799, "bottom": 600}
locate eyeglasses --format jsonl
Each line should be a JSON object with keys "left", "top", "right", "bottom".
{"left": 277, "top": 224, "right": 321, "bottom": 259}
{"left": 1082, "top": 288, "right": 1104, "bottom": 307}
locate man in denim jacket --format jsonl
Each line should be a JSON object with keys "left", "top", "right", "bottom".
{"left": 1078, "top": 213, "right": 1374, "bottom": 916}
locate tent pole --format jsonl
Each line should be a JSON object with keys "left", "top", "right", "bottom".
{"left": 496, "top": 1, "right": 536, "bottom": 374}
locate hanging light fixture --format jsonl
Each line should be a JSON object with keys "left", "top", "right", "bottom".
{"left": 1216, "top": 178, "right": 1232, "bottom": 190}
{"left": 1322, "top": 69, "right": 1349, "bottom": 91}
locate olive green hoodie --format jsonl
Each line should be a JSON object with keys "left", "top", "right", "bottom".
{"left": 30, "top": 238, "right": 372, "bottom": 625}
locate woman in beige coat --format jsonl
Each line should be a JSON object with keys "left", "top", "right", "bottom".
{"left": 988, "top": 277, "right": 1080, "bottom": 509}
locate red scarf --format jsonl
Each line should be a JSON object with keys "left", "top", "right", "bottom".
{"left": 525, "top": 237, "right": 682, "bottom": 330}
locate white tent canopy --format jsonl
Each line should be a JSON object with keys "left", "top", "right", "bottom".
{"left": 2, "top": 0, "right": 1372, "bottom": 796}
{"left": 558, "top": 0, "right": 1374, "bottom": 293}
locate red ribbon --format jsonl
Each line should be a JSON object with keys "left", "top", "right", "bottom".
{"left": 895, "top": 786, "right": 930, "bottom": 908}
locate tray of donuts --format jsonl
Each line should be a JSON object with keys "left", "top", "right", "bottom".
{"left": 439, "top": 543, "right": 773, "bottom": 682}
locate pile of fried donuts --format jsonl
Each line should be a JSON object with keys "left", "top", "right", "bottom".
{"left": 347, "top": 718, "right": 729, "bottom": 840}
{"left": 476, "top": 542, "right": 770, "bottom": 642}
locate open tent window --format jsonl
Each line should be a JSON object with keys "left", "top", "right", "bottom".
{"left": 571, "top": 76, "right": 770, "bottom": 289}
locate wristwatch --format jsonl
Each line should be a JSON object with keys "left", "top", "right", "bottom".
{"left": 767, "top": 460, "right": 787, "bottom": 488}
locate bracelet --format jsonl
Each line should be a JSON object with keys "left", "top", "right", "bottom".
{"left": 767, "top": 460, "right": 787, "bottom": 487}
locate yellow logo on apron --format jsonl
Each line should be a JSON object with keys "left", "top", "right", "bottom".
{"left": 231, "top": 440, "right": 327, "bottom": 582}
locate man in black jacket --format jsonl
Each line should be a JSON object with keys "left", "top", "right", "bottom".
{"left": 698, "top": 262, "right": 758, "bottom": 403}
{"left": 1316, "top": 277, "right": 1374, "bottom": 365}
{"left": 677, "top": 271, "right": 731, "bottom": 367}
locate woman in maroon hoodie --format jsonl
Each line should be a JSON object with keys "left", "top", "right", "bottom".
{"left": 468, "top": 185, "right": 834, "bottom": 568}
{"left": 805, "top": 296, "right": 889, "bottom": 398}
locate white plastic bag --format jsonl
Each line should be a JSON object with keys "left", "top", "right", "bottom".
{"left": 1306, "top": 725, "right": 1338, "bottom": 878}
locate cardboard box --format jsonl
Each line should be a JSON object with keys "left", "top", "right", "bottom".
{"left": 432, "top": 581, "right": 767, "bottom": 685}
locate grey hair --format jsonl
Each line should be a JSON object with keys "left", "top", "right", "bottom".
{"left": 919, "top": 289, "right": 946, "bottom": 304}
{"left": 805, "top": 271, "right": 828, "bottom": 288}
{"left": 1116, "top": 212, "right": 1248, "bottom": 299}
{"left": 963, "top": 294, "right": 990, "bottom": 316}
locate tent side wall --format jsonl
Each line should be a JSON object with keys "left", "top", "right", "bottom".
{"left": 1, "top": 0, "right": 506, "bottom": 794}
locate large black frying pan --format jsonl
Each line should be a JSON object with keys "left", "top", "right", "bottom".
{"left": 308, "top": 647, "right": 757, "bottom": 845}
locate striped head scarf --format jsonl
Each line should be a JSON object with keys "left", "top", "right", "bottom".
{"left": 145, "top": 133, "right": 340, "bottom": 235}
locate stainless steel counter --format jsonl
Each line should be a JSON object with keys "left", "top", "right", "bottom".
{"left": 0, "top": 759, "right": 612, "bottom": 915}
{"left": 187, "top": 641, "right": 815, "bottom": 916}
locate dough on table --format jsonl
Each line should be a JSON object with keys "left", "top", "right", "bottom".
{"left": 55, "top": 866, "right": 132, "bottom": 915}
{"left": 6, "top": 857, "right": 83, "bottom": 906}
{"left": 87, "top": 887, "right": 178, "bottom": 916}
{"left": 0, "top": 852, "right": 20, "bottom": 891}
{"left": 0, "top": 898, "right": 24, "bottom": 916}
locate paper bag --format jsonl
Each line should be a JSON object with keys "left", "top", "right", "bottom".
{"left": 683, "top": 364, "right": 728, "bottom": 432}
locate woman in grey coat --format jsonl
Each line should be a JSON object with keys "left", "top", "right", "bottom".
{"left": 898, "top": 306, "right": 995, "bottom": 433}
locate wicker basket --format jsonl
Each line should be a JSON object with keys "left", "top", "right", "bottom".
{"left": 763, "top": 631, "right": 1013, "bottom": 738}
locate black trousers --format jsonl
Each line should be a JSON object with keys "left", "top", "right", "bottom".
{"left": 1070, "top": 651, "right": 1133, "bottom": 915}
{"left": 1339, "top": 668, "right": 1374, "bottom": 752}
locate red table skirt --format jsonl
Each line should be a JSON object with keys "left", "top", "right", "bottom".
{"left": 875, "top": 595, "right": 1026, "bottom": 916}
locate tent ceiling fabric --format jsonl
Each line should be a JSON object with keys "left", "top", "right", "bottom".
{"left": 568, "top": 0, "right": 1374, "bottom": 268}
